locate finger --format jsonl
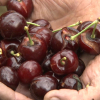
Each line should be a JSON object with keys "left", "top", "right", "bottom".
{"left": 0, "top": 0, "right": 8, "bottom": 6}
{"left": 44, "top": 86, "right": 100, "bottom": 100}
{"left": 0, "top": 82, "right": 32, "bottom": 100}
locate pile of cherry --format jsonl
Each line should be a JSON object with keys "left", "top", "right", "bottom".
{"left": 0, "top": 0, "right": 100, "bottom": 100}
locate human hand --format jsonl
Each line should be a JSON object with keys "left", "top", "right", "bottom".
{"left": 0, "top": 0, "right": 100, "bottom": 100}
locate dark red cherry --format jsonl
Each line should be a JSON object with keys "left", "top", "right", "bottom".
{"left": 50, "top": 49, "right": 79, "bottom": 75}
{"left": 6, "top": 57, "right": 21, "bottom": 70}
{"left": 18, "top": 60, "right": 42, "bottom": 84}
{"left": 74, "top": 58, "right": 85, "bottom": 76}
{"left": 44, "top": 71, "right": 63, "bottom": 83}
{"left": 79, "top": 29, "right": 100, "bottom": 55}
{"left": 29, "top": 26, "right": 53, "bottom": 47}
{"left": 29, "top": 19, "right": 52, "bottom": 30}
{"left": 1, "top": 39, "right": 20, "bottom": 58}
{"left": 59, "top": 74, "right": 82, "bottom": 90}
{"left": 30, "top": 75, "right": 58, "bottom": 100}
{"left": 41, "top": 52, "right": 54, "bottom": 73}
{"left": 50, "top": 27, "right": 79, "bottom": 53}
{"left": 18, "top": 35, "right": 47, "bottom": 64}
{"left": 0, "top": 66, "right": 19, "bottom": 90}
{"left": 6, "top": 0, "right": 33, "bottom": 19}
{"left": 0, "top": 11, "right": 27, "bottom": 39}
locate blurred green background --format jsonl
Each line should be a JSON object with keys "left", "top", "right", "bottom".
{"left": 0, "top": 6, "right": 7, "bottom": 15}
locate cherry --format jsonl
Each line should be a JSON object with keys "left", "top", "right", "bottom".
{"left": 79, "top": 29, "right": 100, "bottom": 55}
{"left": 18, "top": 60, "right": 42, "bottom": 85}
{"left": 30, "top": 75, "right": 58, "bottom": 100}
{"left": 6, "top": 57, "right": 21, "bottom": 70}
{"left": 28, "top": 19, "right": 52, "bottom": 30}
{"left": 50, "top": 27, "right": 79, "bottom": 53}
{"left": 1, "top": 39, "right": 20, "bottom": 58}
{"left": 74, "top": 58, "right": 85, "bottom": 76}
{"left": 41, "top": 51, "right": 54, "bottom": 73}
{"left": 59, "top": 74, "right": 82, "bottom": 90}
{"left": 50, "top": 49, "right": 79, "bottom": 75}
{"left": 6, "top": 0, "right": 33, "bottom": 19}
{"left": 29, "top": 26, "right": 53, "bottom": 47}
{"left": 0, "top": 66, "right": 19, "bottom": 90}
{"left": 18, "top": 26, "right": 47, "bottom": 64}
{"left": 0, "top": 11, "right": 27, "bottom": 39}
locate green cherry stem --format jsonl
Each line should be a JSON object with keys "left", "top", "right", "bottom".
{"left": 26, "top": 22, "right": 40, "bottom": 26}
{"left": 10, "top": 51, "right": 20, "bottom": 57}
{"left": 91, "top": 22, "right": 98, "bottom": 38}
{"left": 52, "top": 21, "right": 82, "bottom": 33}
{"left": 60, "top": 57, "right": 67, "bottom": 65}
{"left": 70, "top": 18, "right": 100, "bottom": 40}
{"left": 24, "top": 26, "right": 34, "bottom": 45}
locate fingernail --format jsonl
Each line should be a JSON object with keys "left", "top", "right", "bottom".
{"left": 50, "top": 97, "right": 60, "bottom": 100}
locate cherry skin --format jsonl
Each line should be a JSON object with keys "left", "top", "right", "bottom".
{"left": 29, "top": 19, "right": 53, "bottom": 30}
{"left": 0, "top": 11, "right": 27, "bottom": 39}
{"left": 50, "top": 27, "right": 79, "bottom": 53}
{"left": 18, "top": 35, "right": 47, "bottom": 64}
{"left": 29, "top": 26, "right": 53, "bottom": 48}
{"left": 6, "top": 0, "right": 33, "bottom": 19}
{"left": 6, "top": 56, "right": 21, "bottom": 70}
{"left": 30, "top": 75, "right": 58, "bottom": 100}
{"left": 50, "top": 49, "right": 79, "bottom": 75}
{"left": 0, "top": 66, "right": 19, "bottom": 90}
{"left": 1, "top": 39, "right": 20, "bottom": 58}
{"left": 17, "top": 60, "right": 42, "bottom": 85}
{"left": 74, "top": 58, "right": 85, "bottom": 76}
{"left": 59, "top": 74, "right": 82, "bottom": 90}
{"left": 79, "top": 29, "right": 100, "bottom": 55}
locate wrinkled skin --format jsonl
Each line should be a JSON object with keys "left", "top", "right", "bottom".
{"left": 0, "top": 0, "right": 100, "bottom": 100}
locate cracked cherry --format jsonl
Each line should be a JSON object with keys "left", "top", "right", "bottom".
{"left": 50, "top": 49, "right": 79, "bottom": 75}
{"left": 0, "top": 66, "right": 19, "bottom": 90}
{"left": 6, "top": 0, "right": 33, "bottom": 19}
{"left": 30, "top": 75, "right": 58, "bottom": 100}
{"left": 50, "top": 27, "right": 79, "bottom": 53}
{"left": 18, "top": 60, "right": 42, "bottom": 85}
{"left": 0, "top": 11, "right": 27, "bottom": 39}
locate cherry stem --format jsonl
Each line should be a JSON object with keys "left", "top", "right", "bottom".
{"left": 27, "top": 22, "right": 40, "bottom": 26}
{"left": 91, "top": 22, "right": 98, "bottom": 38}
{"left": 73, "top": 75, "right": 81, "bottom": 83}
{"left": 10, "top": 51, "right": 20, "bottom": 57}
{"left": 52, "top": 21, "right": 82, "bottom": 33}
{"left": 0, "top": 48, "right": 2, "bottom": 55}
{"left": 24, "top": 26, "right": 34, "bottom": 45}
{"left": 70, "top": 18, "right": 100, "bottom": 40}
{"left": 60, "top": 57, "right": 67, "bottom": 65}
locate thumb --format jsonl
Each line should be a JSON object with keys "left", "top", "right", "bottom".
{"left": 44, "top": 86, "right": 100, "bottom": 100}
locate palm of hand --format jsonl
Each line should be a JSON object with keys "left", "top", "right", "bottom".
{"left": 0, "top": 0, "right": 100, "bottom": 100}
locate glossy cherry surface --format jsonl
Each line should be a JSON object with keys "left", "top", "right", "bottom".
{"left": 18, "top": 35, "right": 47, "bottom": 64}
{"left": 50, "top": 49, "right": 79, "bottom": 75}
{"left": 18, "top": 60, "right": 42, "bottom": 84}
{"left": 29, "top": 19, "right": 52, "bottom": 30}
{"left": 59, "top": 74, "right": 82, "bottom": 90}
{"left": 50, "top": 27, "right": 79, "bottom": 53}
{"left": 30, "top": 75, "right": 58, "bottom": 100}
{"left": 74, "top": 58, "right": 85, "bottom": 76}
{"left": 29, "top": 26, "right": 53, "bottom": 47}
{"left": 6, "top": 0, "right": 33, "bottom": 19}
{"left": 1, "top": 39, "right": 20, "bottom": 57}
{"left": 0, "top": 66, "right": 19, "bottom": 90}
{"left": 0, "top": 11, "right": 27, "bottom": 39}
